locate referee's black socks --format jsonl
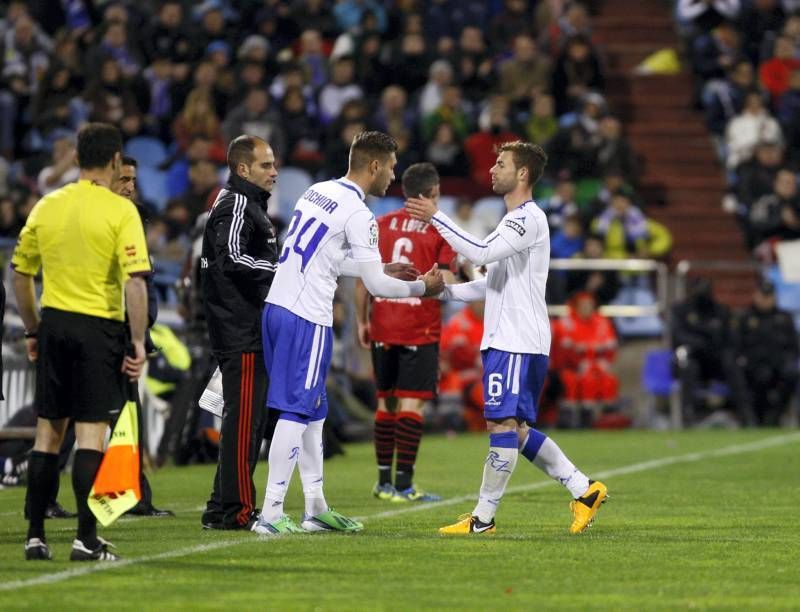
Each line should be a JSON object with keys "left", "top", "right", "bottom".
{"left": 26, "top": 451, "right": 60, "bottom": 541}
{"left": 72, "top": 449, "right": 104, "bottom": 548}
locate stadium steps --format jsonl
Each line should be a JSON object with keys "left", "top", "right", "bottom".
{"left": 594, "top": 0, "right": 753, "bottom": 307}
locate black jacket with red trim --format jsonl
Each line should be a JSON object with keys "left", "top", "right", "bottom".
{"left": 201, "top": 173, "right": 278, "bottom": 354}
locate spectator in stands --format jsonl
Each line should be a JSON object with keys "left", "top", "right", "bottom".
{"left": 725, "top": 90, "right": 783, "bottom": 169}
{"left": 0, "top": 192, "right": 24, "bottom": 238}
{"left": 524, "top": 93, "right": 559, "bottom": 147}
{"left": 596, "top": 116, "right": 638, "bottom": 184}
{"left": 36, "top": 135, "right": 78, "bottom": 196}
{"left": 280, "top": 86, "right": 323, "bottom": 171}
{"left": 730, "top": 279, "right": 799, "bottom": 425}
{"left": 777, "top": 66, "right": 800, "bottom": 124}
{"left": 171, "top": 88, "right": 226, "bottom": 164}
{"left": 372, "top": 85, "right": 417, "bottom": 138}
{"left": 355, "top": 31, "right": 387, "bottom": 98}
{"left": 739, "top": 0, "right": 786, "bottom": 64}
{"left": 86, "top": 20, "right": 143, "bottom": 78}
{"left": 81, "top": 58, "right": 143, "bottom": 138}
{"left": 324, "top": 119, "right": 366, "bottom": 179}
{"left": 421, "top": 84, "right": 472, "bottom": 143}
{"left": 489, "top": 0, "right": 532, "bottom": 49}
{"left": 453, "top": 25, "right": 493, "bottom": 104}
{"left": 539, "top": 2, "right": 593, "bottom": 59}
{"left": 704, "top": 58, "right": 755, "bottom": 146}
{"left": 221, "top": 88, "right": 285, "bottom": 161}
{"left": 671, "top": 277, "right": 737, "bottom": 425}
{"left": 592, "top": 190, "right": 673, "bottom": 259}
{"left": 676, "top": 0, "right": 741, "bottom": 37}
{"left": 464, "top": 95, "right": 521, "bottom": 191}
{"left": 418, "top": 59, "right": 454, "bottom": 118}
{"left": 551, "top": 291, "right": 619, "bottom": 428}
{"left": 498, "top": 33, "right": 552, "bottom": 112}
{"left": 547, "top": 92, "right": 606, "bottom": 179}
{"left": 385, "top": 32, "right": 430, "bottom": 94}
{"left": 292, "top": 0, "right": 338, "bottom": 40}
{"left": 729, "top": 138, "right": 785, "bottom": 219}
{"left": 334, "top": 0, "right": 387, "bottom": 33}
{"left": 551, "top": 34, "right": 605, "bottom": 116}
{"left": 749, "top": 167, "right": 800, "bottom": 244}
{"left": 551, "top": 214, "right": 585, "bottom": 260}
{"left": 585, "top": 170, "right": 630, "bottom": 228}
{"left": 319, "top": 55, "right": 363, "bottom": 126}
{"left": 425, "top": 122, "right": 468, "bottom": 177}
{"left": 692, "top": 21, "right": 741, "bottom": 86}
{"left": 564, "top": 233, "right": 621, "bottom": 305}
{"left": 29, "top": 63, "right": 84, "bottom": 148}
{"left": 297, "top": 29, "right": 329, "bottom": 90}
{"left": 542, "top": 172, "right": 579, "bottom": 232}
{"left": 759, "top": 34, "right": 800, "bottom": 99}
{"left": 167, "top": 158, "right": 221, "bottom": 230}
{"left": 142, "top": 1, "right": 194, "bottom": 67}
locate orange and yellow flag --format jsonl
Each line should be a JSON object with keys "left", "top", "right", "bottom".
{"left": 88, "top": 400, "right": 141, "bottom": 526}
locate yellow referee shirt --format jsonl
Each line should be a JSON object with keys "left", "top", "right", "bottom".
{"left": 11, "top": 179, "right": 151, "bottom": 322}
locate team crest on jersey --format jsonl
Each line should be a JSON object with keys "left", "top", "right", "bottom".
{"left": 368, "top": 220, "right": 379, "bottom": 247}
{"left": 504, "top": 219, "right": 526, "bottom": 236}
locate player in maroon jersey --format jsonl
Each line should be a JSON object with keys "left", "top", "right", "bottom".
{"left": 356, "top": 163, "right": 457, "bottom": 502}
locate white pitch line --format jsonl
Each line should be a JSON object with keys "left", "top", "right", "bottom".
{"left": 1, "top": 432, "right": 798, "bottom": 593}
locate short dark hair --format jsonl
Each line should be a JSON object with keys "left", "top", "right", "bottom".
{"left": 497, "top": 141, "right": 547, "bottom": 186}
{"left": 121, "top": 156, "right": 138, "bottom": 167}
{"left": 401, "top": 162, "right": 440, "bottom": 198}
{"left": 76, "top": 123, "right": 123, "bottom": 170}
{"left": 349, "top": 130, "right": 398, "bottom": 171}
{"left": 227, "top": 135, "right": 261, "bottom": 174}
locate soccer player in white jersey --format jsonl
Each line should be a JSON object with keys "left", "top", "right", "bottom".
{"left": 406, "top": 141, "right": 608, "bottom": 535}
{"left": 252, "top": 131, "right": 444, "bottom": 535}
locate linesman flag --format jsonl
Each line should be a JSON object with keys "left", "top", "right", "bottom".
{"left": 88, "top": 399, "right": 141, "bottom": 526}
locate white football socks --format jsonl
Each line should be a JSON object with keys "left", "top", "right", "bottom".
{"left": 473, "top": 432, "right": 518, "bottom": 523}
{"left": 299, "top": 418, "right": 328, "bottom": 517}
{"left": 531, "top": 437, "right": 590, "bottom": 499}
{"left": 261, "top": 418, "right": 306, "bottom": 523}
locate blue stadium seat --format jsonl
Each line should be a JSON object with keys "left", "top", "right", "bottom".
{"left": 276, "top": 166, "right": 313, "bottom": 220}
{"left": 136, "top": 166, "right": 169, "bottom": 211}
{"left": 612, "top": 285, "right": 664, "bottom": 338}
{"left": 641, "top": 349, "right": 674, "bottom": 397}
{"left": 124, "top": 136, "right": 168, "bottom": 168}
{"left": 369, "top": 196, "right": 404, "bottom": 218}
{"left": 438, "top": 195, "right": 457, "bottom": 218}
{"left": 472, "top": 196, "right": 505, "bottom": 227}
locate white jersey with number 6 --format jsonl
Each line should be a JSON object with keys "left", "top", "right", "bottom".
{"left": 266, "top": 177, "right": 380, "bottom": 327}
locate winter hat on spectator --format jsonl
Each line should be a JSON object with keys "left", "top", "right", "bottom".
{"left": 238, "top": 35, "right": 270, "bottom": 60}
{"left": 206, "top": 40, "right": 231, "bottom": 60}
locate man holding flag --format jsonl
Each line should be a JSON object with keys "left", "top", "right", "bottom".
{"left": 12, "top": 123, "right": 150, "bottom": 561}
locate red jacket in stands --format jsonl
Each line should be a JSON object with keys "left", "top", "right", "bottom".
{"left": 369, "top": 209, "right": 456, "bottom": 346}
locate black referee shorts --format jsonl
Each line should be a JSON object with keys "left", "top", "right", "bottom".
{"left": 36, "top": 308, "right": 128, "bottom": 423}
{"left": 371, "top": 342, "right": 439, "bottom": 400}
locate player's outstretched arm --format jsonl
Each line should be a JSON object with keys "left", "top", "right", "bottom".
{"left": 358, "top": 260, "right": 427, "bottom": 299}
{"left": 441, "top": 277, "right": 487, "bottom": 302}
{"left": 406, "top": 196, "right": 532, "bottom": 267}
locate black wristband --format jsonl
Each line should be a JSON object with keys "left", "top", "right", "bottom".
{"left": 24, "top": 330, "right": 37, "bottom": 339}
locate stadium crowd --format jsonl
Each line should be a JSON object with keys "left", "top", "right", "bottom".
{"left": 0, "top": 0, "right": 797, "bottom": 443}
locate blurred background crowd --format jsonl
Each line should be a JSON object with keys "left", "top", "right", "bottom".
{"left": 0, "top": 0, "right": 799, "bottom": 474}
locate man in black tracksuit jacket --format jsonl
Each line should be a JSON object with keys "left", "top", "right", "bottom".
{"left": 200, "top": 136, "right": 279, "bottom": 529}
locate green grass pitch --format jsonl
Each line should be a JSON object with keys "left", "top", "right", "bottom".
{"left": 0, "top": 430, "right": 798, "bottom": 610}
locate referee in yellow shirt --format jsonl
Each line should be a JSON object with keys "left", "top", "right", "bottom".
{"left": 12, "top": 123, "right": 150, "bottom": 562}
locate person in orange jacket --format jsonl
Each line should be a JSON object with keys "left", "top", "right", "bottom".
{"left": 551, "top": 291, "right": 618, "bottom": 427}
